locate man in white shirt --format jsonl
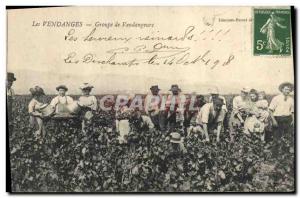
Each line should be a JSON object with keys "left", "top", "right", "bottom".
{"left": 50, "top": 85, "right": 74, "bottom": 114}
{"left": 269, "top": 82, "right": 294, "bottom": 155}
{"left": 196, "top": 98, "right": 226, "bottom": 142}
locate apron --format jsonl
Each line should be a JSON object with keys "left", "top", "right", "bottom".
{"left": 56, "top": 96, "right": 71, "bottom": 114}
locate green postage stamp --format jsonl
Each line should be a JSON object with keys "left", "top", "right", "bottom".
{"left": 253, "top": 8, "right": 291, "bottom": 55}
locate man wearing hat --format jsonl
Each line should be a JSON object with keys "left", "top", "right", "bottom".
{"left": 228, "top": 87, "right": 250, "bottom": 142}
{"left": 208, "top": 86, "right": 228, "bottom": 112}
{"left": 269, "top": 82, "right": 294, "bottom": 156}
{"left": 50, "top": 85, "right": 74, "bottom": 114}
{"left": 144, "top": 85, "right": 162, "bottom": 130}
{"left": 167, "top": 132, "right": 187, "bottom": 156}
{"left": 162, "top": 84, "right": 186, "bottom": 132}
{"left": 196, "top": 97, "right": 226, "bottom": 142}
{"left": 7, "top": 72, "right": 16, "bottom": 123}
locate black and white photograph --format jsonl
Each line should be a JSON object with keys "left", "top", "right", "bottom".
{"left": 6, "top": 6, "right": 295, "bottom": 193}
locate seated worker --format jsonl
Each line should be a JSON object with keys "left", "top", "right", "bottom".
{"left": 196, "top": 98, "right": 226, "bottom": 142}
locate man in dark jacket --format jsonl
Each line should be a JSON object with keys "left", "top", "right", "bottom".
{"left": 7, "top": 72, "right": 16, "bottom": 127}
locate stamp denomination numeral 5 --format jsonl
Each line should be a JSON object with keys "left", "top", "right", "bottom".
{"left": 256, "top": 40, "right": 265, "bottom": 51}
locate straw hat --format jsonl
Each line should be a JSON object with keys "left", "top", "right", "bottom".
{"left": 56, "top": 85, "right": 68, "bottom": 91}
{"left": 80, "top": 83, "right": 94, "bottom": 90}
{"left": 278, "top": 82, "right": 294, "bottom": 92}
{"left": 170, "top": 132, "right": 183, "bottom": 143}
{"left": 241, "top": 87, "right": 250, "bottom": 93}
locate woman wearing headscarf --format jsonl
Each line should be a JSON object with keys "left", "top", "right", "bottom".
{"left": 78, "top": 83, "right": 98, "bottom": 132}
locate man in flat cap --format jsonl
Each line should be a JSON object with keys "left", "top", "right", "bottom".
{"left": 269, "top": 82, "right": 294, "bottom": 157}
{"left": 7, "top": 72, "right": 16, "bottom": 126}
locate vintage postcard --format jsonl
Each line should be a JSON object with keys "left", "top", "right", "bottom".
{"left": 7, "top": 6, "right": 295, "bottom": 192}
